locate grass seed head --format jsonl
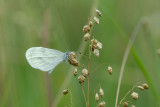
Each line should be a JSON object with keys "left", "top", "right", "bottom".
{"left": 98, "top": 101, "right": 106, "bottom": 107}
{"left": 108, "top": 66, "right": 112, "bottom": 75}
{"left": 63, "top": 89, "right": 69, "bottom": 95}
{"left": 99, "top": 88, "right": 104, "bottom": 98}
{"left": 137, "top": 86, "right": 144, "bottom": 90}
{"left": 94, "top": 49, "right": 99, "bottom": 57}
{"left": 94, "top": 16, "right": 99, "bottom": 24}
{"left": 91, "top": 39, "right": 98, "bottom": 45}
{"left": 95, "top": 93, "right": 99, "bottom": 102}
{"left": 84, "top": 33, "right": 90, "bottom": 41}
{"left": 69, "top": 52, "right": 76, "bottom": 59}
{"left": 68, "top": 58, "right": 78, "bottom": 66}
{"left": 74, "top": 68, "right": 78, "bottom": 76}
{"left": 96, "top": 9, "right": 102, "bottom": 17}
{"left": 82, "top": 68, "right": 88, "bottom": 77}
{"left": 78, "top": 75, "right": 85, "bottom": 84}
{"left": 89, "top": 20, "right": 93, "bottom": 28}
{"left": 142, "top": 83, "right": 149, "bottom": 89}
{"left": 83, "top": 25, "right": 90, "bottom": 33}
{"left": 131, "top": 92, "right": 138, "bottom": 100}
{"left": 123, "top": 102, "right": 128, "bottom": 107}
{"left": 96, "top": 42, "right": 102, "bottom": 50}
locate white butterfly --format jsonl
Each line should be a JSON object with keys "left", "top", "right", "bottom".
{"left": 25, "top": 47, "right": 69, "bottom": 74}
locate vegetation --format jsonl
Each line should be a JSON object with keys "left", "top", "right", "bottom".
{"left": 0, "top": 0, "right": 160, "bottom": 106}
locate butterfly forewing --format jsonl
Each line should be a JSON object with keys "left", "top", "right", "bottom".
{"left": 26, "top": 47, "right": 65, "bottom": 72}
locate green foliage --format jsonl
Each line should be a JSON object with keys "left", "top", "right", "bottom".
{"left": 0, "top": 0, "right": 160, "bottom": 107}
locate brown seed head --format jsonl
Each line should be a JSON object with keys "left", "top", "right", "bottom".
{"left": 94, "top": 16, "right": 99, "bottom": 24}
{"left": 84, "top": 33, "right": 90, "bottom": 41}
{"left": 123, "top": 102, "right": 128, "bottom": 107}
{"left": 98, "top": 101, "right": 106, "bottom": 107}
{"left": 82, "top": 68, "right": 88, "bottom": 77}
{"left": 96, "top": 9, "right": 102, "bottom": 17}
{"left": 142, "top": 83, "right": 149, "bottom": 89}
{"left": 91, "top": 39, "right": 98, "bottom": 45}
{"left": 68, "top": 58, "right": 78, "bottom": 66}
{"left": 91, "top": 39, "right": 98, "bottom": 51}
{"left": 131, "top": 92, "right": 138, "bottom": 100}
{"left": 74, "top": 68, "right": 78, "bottom": 76}
{"left": 137, "top": 86, "right": 144, "bottom": 90}
{"left": 78, "top": 75, "right": 85, "bottom": 84}
{"left": 99, "top": 88, "right": 104, "bottom": 98}
{"left": 63, "top": 89, "right": 69, "bottom": 95}
{"left": 94, "top": 49, "right": 99, "bottom": 57}
{"left": 96, "top": 42, "right": 102, "bottom": 50}
{"left": 95, "top": 93, "right": 99, "bottom": 102}
{"left": 89, "top": 21, "right": 93, "bottom": 28}
{"left": 69, "top": 52, "right": 76, "bottom": 59}
{"left": 108, "top": 66, "right": 112, "bottom": 75}
{"left": 83, "top": 25, "right": 90, "bottom": 33}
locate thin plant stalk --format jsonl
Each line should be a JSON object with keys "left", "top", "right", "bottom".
{"left": 69, "top": 91, "right": 73, "bottom": 107}
{"left": 115, "top": 20, "right": 142, "bottom": 107}
{"left": 81, "top": 85, "right": 88, "bottom": 107}
{"left": 42, "top": 8, "right": 53, "bottom": 107}
{"left": 87, "top": 39, "right": 92, "bottom": 107}
{"left": 118, "top": 82, "right": 141, "bottom": 107}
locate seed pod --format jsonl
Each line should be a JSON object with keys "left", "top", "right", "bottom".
{"left": 99, "top": 88, "right": 104, "bottom": 98}
{"left": 94, "top": 49, "right": 99, "bottom": 57}
{"left": 84, "top": 33, "right": 90, "bottom": 41}
{"left": 96, "top": 9, "right": 102, "bottom": 17}
{"left": 95, "top": 93, "right": 99, "bottom": 102}
{"left": 91, "top": 39, "right": 98, "bottom": 46}
{"left": 142, "top": 83, "right": 149, "bottom": 89}
{"left": 137, "top": 86, "right": 144, "bottom": 90}
{"left": 74, "top": 68, "right": 78, "bottom": 76}
{"left": 94, "top": 16, "right": 99, "bottom": 24}
{"left": 123, "top": 102, "right": 128, "bottom": 107}
{"left": 91, "top": 39, "right": 98, "bottom": 51}
{"left": 82, "top": 68, "right": 88, "bottom": 77}
{"left": 63, "top": 89, "right": 69, "bottom": 95}
{"left": 78, "top": 75, "right": 85, "bottom": 84}
{"left": 98, "top": 101, "right": 106, "bottom": 107}
{"left": 83, "top": 25, "right": 90, "bottom": 33}
{"left": 131, "top": 92, "right": 138, "bottom": 100}
{"left": 96, "top": 42, "right": 102, "bottom": 50}
{"left": 69, "top": 52, "right": 76, "bottom": 59}
{"left": 89, "top": 21, "right": 93, "bottom": 28}
{"left": 68, "top": 58, "right": 78, "bottom": 66}
{"left": 108, "top": 66, "right": 112, "bottom": 75}
{"left": 90, "top": 45, "right": 96, "bottom": 51}
{"left": 131, "top": 105, "right": 135, "bottom": 107}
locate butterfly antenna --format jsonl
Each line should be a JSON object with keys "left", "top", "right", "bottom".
{"left": 75, "top": 51, "right": 88, "bottom": 59}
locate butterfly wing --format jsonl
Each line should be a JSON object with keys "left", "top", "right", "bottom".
{"left": 25, "top": 47, "right": 65, "bottom": 73}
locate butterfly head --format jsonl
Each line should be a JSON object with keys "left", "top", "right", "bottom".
{"left": 64, "top": 51, "right": 70, "bottom": 62}
{"left": 65, "top": 51, "right": 78, "bottom": 66}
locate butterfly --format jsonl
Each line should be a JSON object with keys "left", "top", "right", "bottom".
{"left": 25, "top": 47, "right": 69, "bottom": 74}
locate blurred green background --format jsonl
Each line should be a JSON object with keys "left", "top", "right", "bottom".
{"left": 0, "top": 0, "right": 160, "bottom": 107}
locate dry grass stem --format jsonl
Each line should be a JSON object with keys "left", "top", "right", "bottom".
{"left": 115, "top": 20, "right": 143, "bottom": 107}
{"left": 118, "top": 82, "right": 141, "bottom": 106}
{"left": 69, "top": 91, "right": 73, "bottom": 107}
{"left": 81, "top": 85, "right": 88, "bottom": 106}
